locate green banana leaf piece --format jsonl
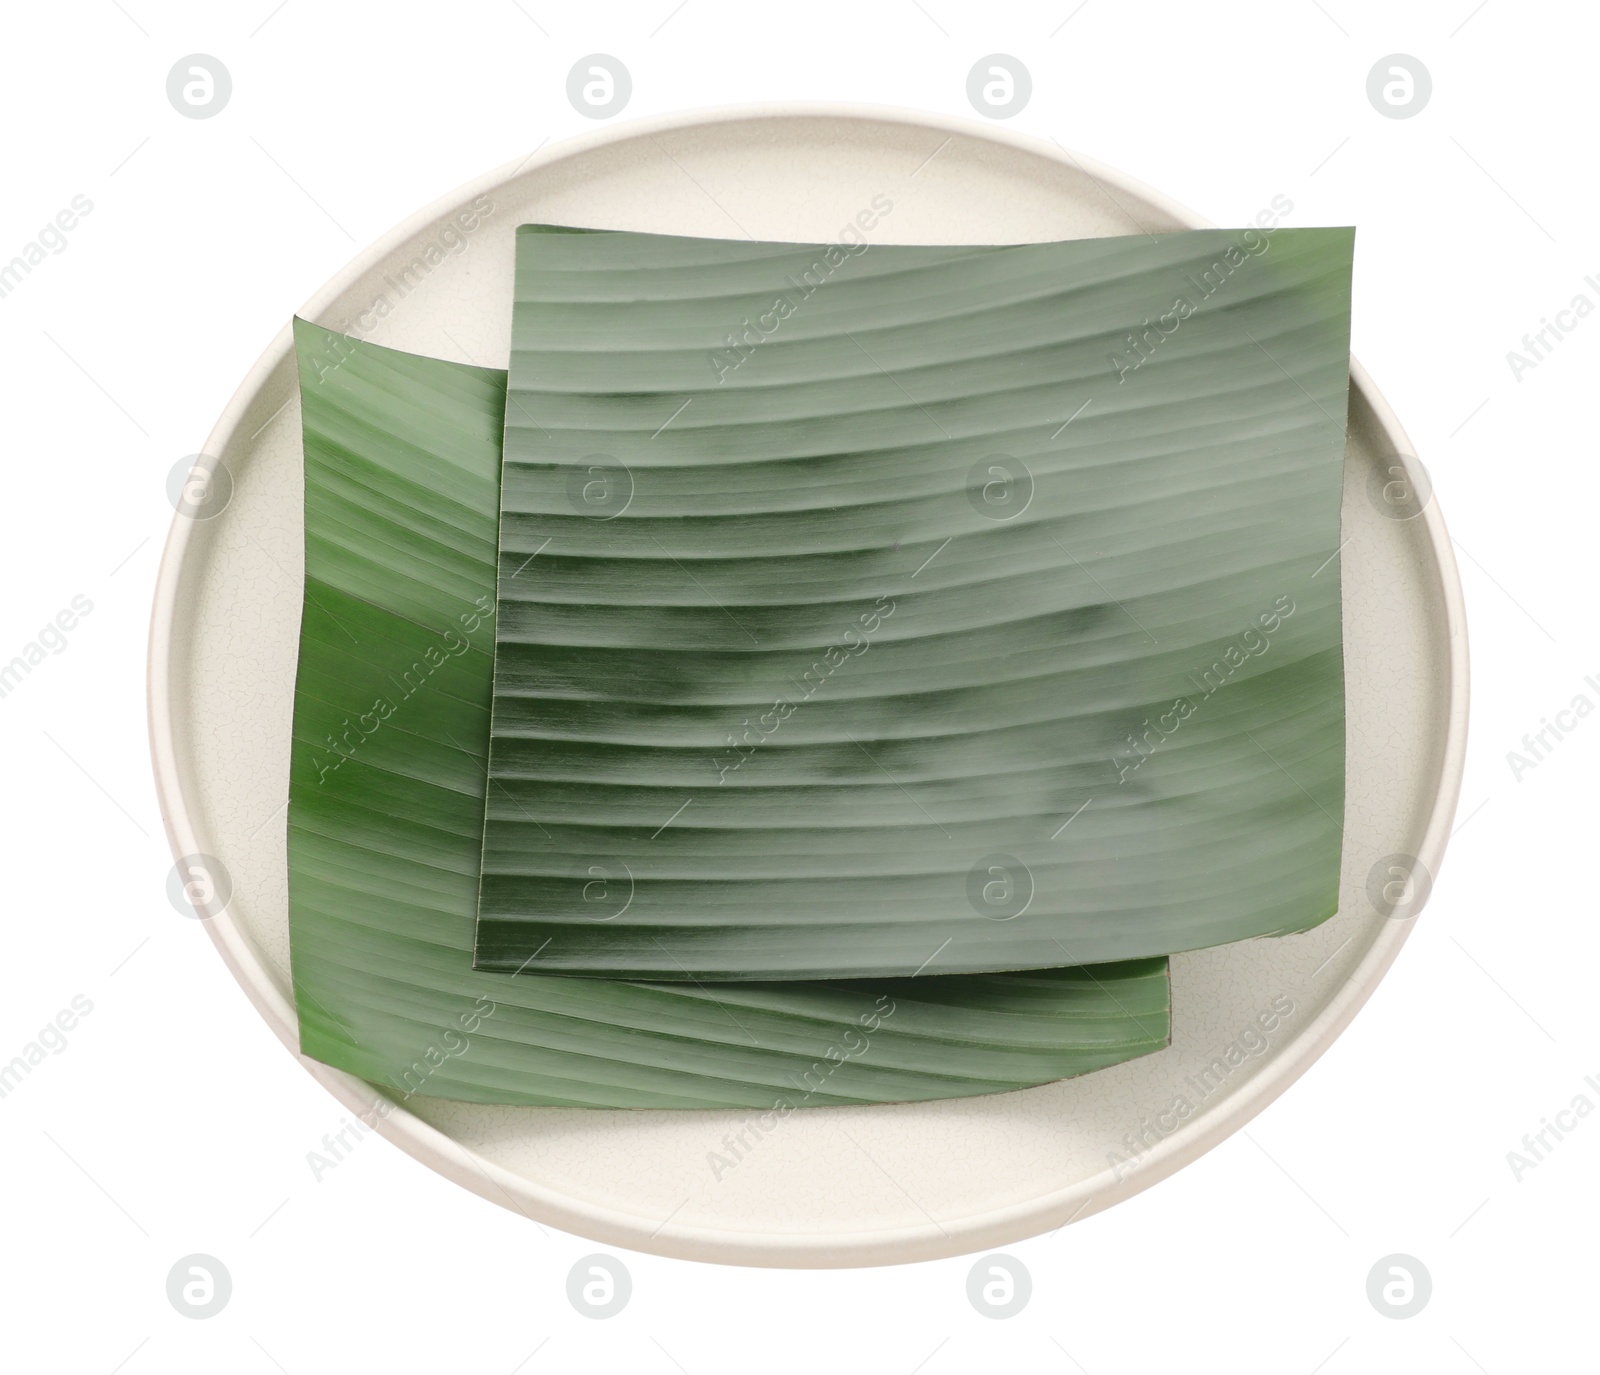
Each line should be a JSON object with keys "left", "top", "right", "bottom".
{"left": 287, "top": 318, "right": 1170, "bottom": 1107}
{"left": 476, "top": 225, "right": 1352, "bottom": 979}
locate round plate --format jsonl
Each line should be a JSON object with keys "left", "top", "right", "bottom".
{"left": 148, "top": 104, "right": 1467, "bottom": 1268}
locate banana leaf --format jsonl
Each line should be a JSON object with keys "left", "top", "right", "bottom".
{"left": 476, "top": 226, "right": 1352, "bottom": 978}
{"left": 287, "top": 318, "right": 1169, "bottom": 1107}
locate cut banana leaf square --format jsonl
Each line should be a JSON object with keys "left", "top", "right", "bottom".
{"left": 287, "top": 319, "right": 1171, "bottom": 1107}
{"left": 474, "top": 225, "right": 1353, "bottom": 980}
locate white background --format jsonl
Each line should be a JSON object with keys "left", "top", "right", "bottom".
{"left": 0, "top": 1, "right": 1591, "bottom": 1370}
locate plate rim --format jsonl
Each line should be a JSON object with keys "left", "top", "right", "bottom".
{"left": 146, "top": 99, "right": 1470, "bottom": 1268}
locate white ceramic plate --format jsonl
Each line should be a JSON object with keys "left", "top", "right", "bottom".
{"left": 148, "top": 104, "right": 1467, "bottom": 1268}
